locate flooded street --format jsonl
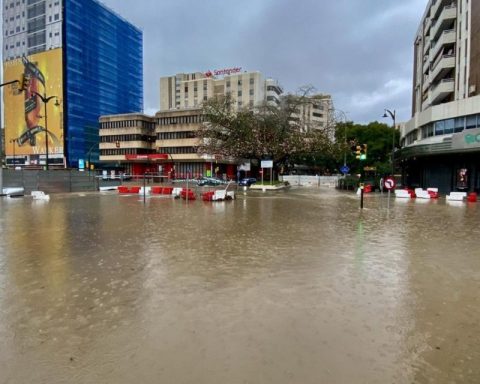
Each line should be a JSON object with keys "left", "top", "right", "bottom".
{"left": 1, "top": 188, "right": 479, "bottom": 383}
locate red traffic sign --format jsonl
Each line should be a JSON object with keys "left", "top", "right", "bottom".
{"left": 384, "top": 177, "right": 396, "bottom": 191}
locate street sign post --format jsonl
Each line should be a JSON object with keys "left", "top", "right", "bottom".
{"left": 384, "top": 177, "right": 396, "bottom": 190}
{"left": 340, "top": 165, "right": 350, "bottom": 175}
{"left": 384, "top": 177, "right": 396, "bottom": 209}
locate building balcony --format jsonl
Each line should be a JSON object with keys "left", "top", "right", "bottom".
{"left": 423, "top": 76, "right": 430, "bottom": 93}
{"left": 423, "top": 54, "right": 431, "bottom": 74}
{"left": 423, "top": 36, "right": 431, "bottom": 55}
{"left": 431, "top": 54, "right": 455, "bottom": 83}
{"left": 99, "top": 141, "right": 154, "bottom": 150}
{"left": 424, "top": 16, "right": 432, "bottom": 34}
{"left": 431, "top": 4, "right": 457, "bottom": 41}
{"left": 430, "top": 0, "right": 448, "bottom": 21}
{"left": 431, "top": 78, "right": 455, "bottom": 105}
{"left": 430, "top": 29, "right": 456, "bottom": 60}
{"left": 99, "top": 127, "right": 154, "bottom": 136}
{"left": 156, "top": 138, "right": 199, "bottom": 147}
{"left": 99, "top": 155, "right": 126, "bottom": 162}
{"left": 422, "top": 97, "right": 431, "bottom": 112}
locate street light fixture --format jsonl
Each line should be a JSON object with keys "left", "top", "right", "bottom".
{"left": 33, "top": 91, "right": 57, "bottom": 170}
{"left": 382, "top": 109, "right": 396, "bottom": 176}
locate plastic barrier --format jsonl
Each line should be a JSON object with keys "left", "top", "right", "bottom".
{"left": 118, "top": 186, "right": 141, "bottom": 194}
{"left": 151, "top": 187, "right": 163, "bottom": 194}
{"left": 181, "top": 190, "right": 196, "bottom": 200}
{"left": 118, "top": 186, "right": 129, "bottom": 194}
{"left": 202, "top": 191, "right": 215, "bottom": 201}
{"left": 468, "top": 192, "right": 477, "bottom": 202}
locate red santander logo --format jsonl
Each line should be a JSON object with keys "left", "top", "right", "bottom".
{"left": 204, "top": 67, "right": 242, "bottom": 77}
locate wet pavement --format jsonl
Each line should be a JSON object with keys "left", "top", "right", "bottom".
{"left": 0, "top": 188, "right": 479, "bottom": 383}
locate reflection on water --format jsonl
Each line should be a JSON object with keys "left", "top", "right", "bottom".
{"left": 0, "top": 189, "right": 479, "bottom": 383}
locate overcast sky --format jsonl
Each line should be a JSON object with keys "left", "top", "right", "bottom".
{"left": 0, "top": 0, "right": 427, "bottom": 124}
{"left": 100, "top": 0, "right": 427, "bottom": 123}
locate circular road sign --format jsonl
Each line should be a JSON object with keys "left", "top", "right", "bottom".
{"left": 340, "top": 165, "right": 350, "bottom": 174}
{"left": 384, "top": 177, "right": 396, "bottom": 191}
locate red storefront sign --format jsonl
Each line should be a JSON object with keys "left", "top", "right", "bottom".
{"left": 125, "top": 154, "right": 170, "bottom": 161}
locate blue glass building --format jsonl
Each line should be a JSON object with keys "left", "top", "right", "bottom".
{"left": 63, "top": 0, "right": 143, "bottom": 167}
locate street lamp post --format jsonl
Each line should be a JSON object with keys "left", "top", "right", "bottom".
{"left": 1, "top": 79, "right": 20, "bottom": 196}
{"left": 335, "top": 110, "right": 349, "bottom": 167}
{"left": 383, "top": 109, "right": 396, "bottom": 176}
{"left": 33, "top": 92, "right": 57, "bottom": 170}
{"left": 9, "top": 139, "right": 17, "bottom": 168}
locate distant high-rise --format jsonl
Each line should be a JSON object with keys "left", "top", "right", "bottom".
{"left": 2, "top": 0, "right": 143, "bottom": 168}
{"left": 160, "top": 69, "right": 283, "bottom": 111}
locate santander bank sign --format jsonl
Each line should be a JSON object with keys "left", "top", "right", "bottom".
{"left": 205, "top": 67, "right": 242, "bottom": 77}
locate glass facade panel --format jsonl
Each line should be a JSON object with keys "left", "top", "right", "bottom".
{"left": 64, "top": 0, "right": 143, "bottom": 167}
{"left": 454, "top": 117, "right": 465, "bottom": 133}
{"left": 444, "top": 118, "right": 454, "bottom": 134}
{"left": 434, "top": 120, "right": 444, "bottom": 135}
{"left": 466, "top": 114, "right": 477, "bottom": 129}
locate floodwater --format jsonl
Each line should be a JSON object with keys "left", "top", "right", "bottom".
{"left": 0, "top": 188, "right": 479, "bottom": 384}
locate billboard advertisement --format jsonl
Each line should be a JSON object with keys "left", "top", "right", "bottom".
{"left": 3, "top": 48, "right": 64, "bottom": 159}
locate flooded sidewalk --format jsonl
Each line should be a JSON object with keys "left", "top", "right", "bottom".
{"left": 0, "top": 189, "right": 479, "bottom": 383}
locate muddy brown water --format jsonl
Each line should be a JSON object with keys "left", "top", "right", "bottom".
{"left": 0, "top": 189, "right": 479, "bottom": 383}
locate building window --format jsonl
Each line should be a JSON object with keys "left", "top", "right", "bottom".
{"left": 466, "top": 114, "right": 477, "bottom": 129}
{"left": 454, "top": 117, "right": 465, "bottom": 132}
{"left": 444, "top": 119, "right": 454, "bottom": 134}
{"left": 435, "top": 120, "right": 444, "bottom": 135}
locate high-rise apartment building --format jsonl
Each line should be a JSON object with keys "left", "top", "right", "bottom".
{"left": 2, "top": 0, "right": 143, "bottom": 168}
{"left": 160, "top": 69, "right": 283, "bottom": 111}
{"left": 400, "top": 0, "right": 480, "bottom": 193}
{"left": 291, "top": 94, "right": 333, "bottom": 134}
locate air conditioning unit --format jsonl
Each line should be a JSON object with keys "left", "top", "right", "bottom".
{"left": 469, "top": 85, "right": 477, "bottom": 95}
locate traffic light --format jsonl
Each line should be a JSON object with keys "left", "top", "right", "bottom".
{"left": 355, "top": 145, "right": 362, "bottom": 159}
{"left": 115, "top": 140, "right": 120, "bottom": 148}
{"left": 359, "top": 144, "right": 367, "bottom": 160}
{"left": 356, "top": 144, "right": 367, "bottom": 160}
{"left": 20, "top": 74, "right": 30, "bottom": 91}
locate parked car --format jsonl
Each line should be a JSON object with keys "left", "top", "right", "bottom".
{"left": 238, "top": 177, "right": 257, "bottom": 187}
{"left": 197, "top": 177, "right": 229, "bottom": 186}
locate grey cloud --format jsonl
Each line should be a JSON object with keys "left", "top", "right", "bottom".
{"left": 101, "top": 0, "right": 427, "bottom": 122}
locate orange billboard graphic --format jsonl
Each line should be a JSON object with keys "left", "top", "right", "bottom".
{"left": 3, "top": 48, "right": 64, "bottom": 157}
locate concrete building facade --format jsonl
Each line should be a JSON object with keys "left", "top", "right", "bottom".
{"left": 160, "top": 69, "right": 283, "bottom": 111}
{"left": 100, "top": 68, "right": 334, "bottom": 178}
{"left": 400, "top": 0, "right": 480, "bottom": 193}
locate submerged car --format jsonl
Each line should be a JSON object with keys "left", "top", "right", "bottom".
{"left": 238, "top": 177, "right": 257, "bottom": 186}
